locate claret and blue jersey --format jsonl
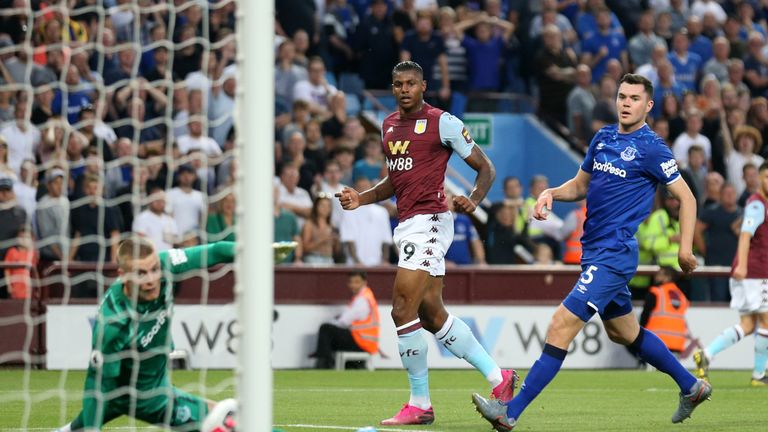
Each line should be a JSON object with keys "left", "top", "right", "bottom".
{"left": 580, "top": 123, "right": 681, "bottom": 274}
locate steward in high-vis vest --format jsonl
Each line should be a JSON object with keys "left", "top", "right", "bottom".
{"left": 561, "top": 203, "right": 587, "bottom": 264}
{"left": 312, "top": 270, "right": 380, "bottom": 369}
{"left": 641, "top": 266, "right": 690, "bottom": 353}
{"left": 644, "top": 191, "right": 682, "bottom": 270}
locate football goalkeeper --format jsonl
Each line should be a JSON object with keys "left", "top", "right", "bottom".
{"left": 56, "top": 238, "right": 237, "bottom": 431}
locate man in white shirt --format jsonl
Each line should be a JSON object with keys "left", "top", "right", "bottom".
{"left": 673, "top": 109, "right": 712, "bottom": 166}
{"left": 0, "top": 92, "right": 40, "bottom": 176}
{"left": 132, "top": 187, "right": 180, "bottom": 251}
{"left": 292, "top": 56, "right": 338, "bottom": 117}
{"left": 313, "top": 160, "right": 347, "bottom": 229}
{"left": 278, "top": 164, "right": 312, "bottom": 228}
{"left": 175, "top": 115, "right": 223, "bottom": 157}
{"left": 340, "top": 177, "right": 392, "bottom": 266}
{"left": 166, "top": 164, "right": 205, "bottom": 243}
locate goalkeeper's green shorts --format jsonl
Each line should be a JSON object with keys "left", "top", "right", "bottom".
{"left": 72, "top": 374, "right": 209, "bottom": 430}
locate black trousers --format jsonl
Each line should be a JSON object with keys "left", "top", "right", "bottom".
{"left": 314, "top": 323, "right": 363, "bottom": 369}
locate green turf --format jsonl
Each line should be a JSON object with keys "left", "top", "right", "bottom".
{"left": 0, "top": 369, "right": 764, "bottom": 431}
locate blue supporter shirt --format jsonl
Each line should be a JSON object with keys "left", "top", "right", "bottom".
{"left": 401, "top": 31, "right": 446, "bottom": 91}
{"left": 579, "top": 124, "right": 681, "bottom": 275}
{"left": 445, "top": 213, "right": 479, "bottom": 265}
{"left": 668, "top": 52, "right": 702, "bottom": 91}
{"left": 462, "top": 35, "right": 505, "bottom": 91}
{"left": 689, "top": 35, "right": 713, "bottom": 64}
{"left": 582, "top": 31, "right": 627, "bottom": 83}
{"left": 651, "top": 82, "right": 684, "bottom": 119}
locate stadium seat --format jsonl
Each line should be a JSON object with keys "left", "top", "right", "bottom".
{"left": 338, "top": 73, "right": 365, "bottom": 97}
{"left": 334, "top": 351, "right": 374, "bottom": 371}
{"left": 345, "top": 93, "right": 361, "bottom": 116}
{"left": 170, "top": 349, "right": 191, "bottom": 370}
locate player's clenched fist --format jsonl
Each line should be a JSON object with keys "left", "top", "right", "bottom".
{"left": 452, "top": 195, "right": 477, "bottom": 214}
{"left": 677, "top": 251, "right": 698, "bottom": 275}
{"left": 335, "top": 187, "right": 360, "bottom": 210}
{"left": 533, "top": 190, "right": 554, "bottom": 220}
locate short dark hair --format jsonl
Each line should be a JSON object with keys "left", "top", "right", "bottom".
{"left": 392, "top": 61, "right": 423, "bottom": 79}
{"left": 349, "top": 270, "right": 367, "bottom": 280}
{"left": 619, "top": 73, "right": 654, "bottom": 98}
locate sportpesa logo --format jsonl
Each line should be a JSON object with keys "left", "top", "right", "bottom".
{"left": 592, "top": 160, "right": 627, "bottom": 178}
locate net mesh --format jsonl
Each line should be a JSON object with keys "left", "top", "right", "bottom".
{"left": 0, "top": 0, "right": 238, "bottom": 429}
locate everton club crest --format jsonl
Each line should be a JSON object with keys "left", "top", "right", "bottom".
{"left": 414, "top": 119, "right": 427, "bottom": 134}
{"left": 620, "top": 146, "right": 638, "bottom": 161}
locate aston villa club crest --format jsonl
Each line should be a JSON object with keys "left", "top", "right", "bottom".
{"left": 414, "top": 119, "right": 427, "bottom": 134}
{"left": 620, "top": 146, "right": 638, "bottom": 161}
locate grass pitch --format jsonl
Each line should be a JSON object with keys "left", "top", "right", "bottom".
{"left": 0, "top": 368, "right": 764, "bottom": 431}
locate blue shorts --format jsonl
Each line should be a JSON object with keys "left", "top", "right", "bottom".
{"left": 562, "top": 263, "right": 634, "bottom": 322}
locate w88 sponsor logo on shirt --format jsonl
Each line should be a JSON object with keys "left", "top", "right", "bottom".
{"left": 387, "top": 157, "right": 413, "bottom": 171}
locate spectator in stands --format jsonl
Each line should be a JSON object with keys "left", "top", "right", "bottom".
{"left": 278, "top": 164, "right": 313, "bottom": 227}
{"left": 736, "top": 2, "right": 764, "bottom": 39}
{"left": 3, "top": 225, "right": 36, "bottom": 299}
{"left": 322, "top": 0, "right": 359, "bottom": 76}
{"left": 747, "top": 97, "right": 768, "bottom": 158}
{"left": 486, "top": 200, "right": 532, "bottom": 264}
{"left": 13, "top": 159, "right": 36, "bottom": 222}
{"left": 673, "top": 109, "right": 712, "bottom": 165}
{"left": 301, "top": 194, "right": 337, "bottom": 265}
{"left": 206, "top": 190, "right": 236, "bottom": 243}
{"left": 530, "top": 0, "right": 577, "bottom": 46}
{"left": 668, "top": 30, "right": 702, "bottom": 92}
{"left": 311, "top": 270, "right": 380, "bottom": 369}
{"left": 575, "top": 0, "right": 623, "bottom": 40}
{"left": 176, "top": 115, "right": 223, "bottom": 157}
{"left": 0, "top": 136, "right": 15, "bottom": 179}
{"left": 703, "top": 36, "right": 731, "bottom": 83}
{"left": 352, "top": 135, "right": 384, "bottom": 183}
{"left": 69, "top": 174, "right": 121, "bottom": 266}
{"left": 78, "top": 104, "right": 117, "bottom": 162}
{"left": 293, "top": 56, "right": 338, "bottom": 117}
{"left": 283, "top": 130, "right": 320, "bottom": 192}
{"left": 332, "top": 145, "right": 355, "bottom": 186}
{"left": 743, "top": 32, "right": 768, "bottom": 97}
{"left": 166, "top": 164, "right": 205, "bottom": 244}
{"left": 639, "top": 266, "right": 690, "bottom": 354}
{"left": 275, "top": 40, "right": 308, "bottom": 104}
{"left": 535, "top": 24, "right": 576, "bottom": 127}
{"left": 644, "top": 189, "right": 683, "bottom": 272}
{"left": 114, "top": 96, "right": 163, "bottom": 144}
{"left": 0, "top": 176, "right": 27, "bottom": 267}
{"left": 566, "top": 64, "right": 596, "bottom": 150}
{"left": 209, "top": 64, "right": 236, "bottom": 148}
{"left": 292, "top": 29, "right": 311, "bottom": 68}
{"left": 526, "top": 174, "right": 563, "bottom": 258}
{"left": 0, "top": 91, "right": 39, "bottom": 176}
{"left": 132, "top": 186, "right": 179, "bottom": 252}
{"left": 30, "top": 84, "right": 54, "bottom": 126}
{"left": 726, "top": 59, "right": 750, "bottom": 99}
{"left": 681, "top": 145, "right": 708, "bottom": 205}
{"left": 628, "top": 10, "right": 666, "bottom": 68}
{"left": 725, "top": 125, "right": 764, "bottom": 196}
{"left": 559, "top": 199, "right": 586, "bottom": 265}
{"left": 581, "top": 7, "right": 628, "bottom": 85}
{"left": 655, "top": 10, "right": 676, "bottom": 45}
{"left": 591, "top": 74, "right": 618, "bottom": 133}
{"left": 282, "top": 99, "right": 312, "bottom": 145}
{"left": 652, "top": 61, "right": 685, "bottom": 121}
{"left": 313, "top": 159, "right": 346, "bottom": 229}
{"left": 691, "top": 0, "right": 727, "bottom": 25}
{"left": 435, "top": 7, "right": 468, "bottom": 95}
{"left": 273, "top": 183, "right": 302, "bottom": 263}
{"left": 357, "top": 0, "right": 399, "bottom": 90}
{"left": 400, "top": 11, "right": 451, "bottom": 104}
{"left": 686, "top": 15, "right": 713, "bottom": 64}
{"left": 392, "top": 0, "right": 417, "bottom": 44}
{"left": 35, "top": 168, "right": 68, "bottom": 261}
{"left": 340, "top": 177, "right": 392, "bottom": 266}
{"left": 636, "top": 43, "right": 668, "bottom": 86}
{"left": 52, "top": 65, "right": 92, "bottom": 124}
{"left": 458, "top": 12, "right": 515, "bottom": 96}
{"left": 104, "top": 45, "right": 136, "bottom": 86}
{"left": 694, "top": 182, "right": 741, "bottom": 301}
{"left": 533, "top": 243, "right": 557, "bottom": 265}
{"left": 739, "top": 163, "right": 760, "bottom": 206}
{"left": 702, "top": 171, "right": 724, "bottom": 209}
{"left": 304, "top": 119, "right": 327, "bottom": 171}
{"left": 173, "top": 24, "right": 204, "bottom": 81}
{"left": 444, "top": 191, "right": 486, "bottom": 266}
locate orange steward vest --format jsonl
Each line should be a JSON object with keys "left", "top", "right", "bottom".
{"left": 563, "top": 206, "right": 587, "bottom": 265}
{"left": 645, "top": 282, "right": 689, "bottom": 352}
{"left": 350, "top": 287, "right": 380, "bottom": 354}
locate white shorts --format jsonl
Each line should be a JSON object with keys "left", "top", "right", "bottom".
{"left": 730, "top": 278, "right": 768, "bottom": 314}
{"left": 392, "top": 211, "right": 454, "bottom": 277}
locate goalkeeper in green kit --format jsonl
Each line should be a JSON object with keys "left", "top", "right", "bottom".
{"left": 56, "top": 238, "right": 238, "bottom": 432}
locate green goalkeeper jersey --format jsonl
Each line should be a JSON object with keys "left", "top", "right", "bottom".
{"left": 86, "top": 241, "right": 235, "bottom": 388}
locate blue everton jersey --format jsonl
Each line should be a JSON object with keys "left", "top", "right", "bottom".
{"left": 580, "top": 124, "right": 681, "bottom": 272}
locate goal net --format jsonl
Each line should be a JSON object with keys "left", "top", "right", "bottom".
{"left": 0, "top": 0, "right": 272, "bottom": 429}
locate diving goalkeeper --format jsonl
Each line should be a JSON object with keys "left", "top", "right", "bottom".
{"left": 56, "top": 238, "right": 237, "bottom": 431}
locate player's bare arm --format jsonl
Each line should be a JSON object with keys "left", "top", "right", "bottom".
{"left": 336, "top": 176, "right": 395, "bottom": 211}
{"left": 453, "top": 145, "right": 495, "bottom": 214}
{"left": 732, "top": 231, "right": 751, "bottom": 280}
{"left": 666, "top": 178, "right": 698, "bottom": 274}
{"left": 533, "top": 169, "right": 591, "bottom": 220}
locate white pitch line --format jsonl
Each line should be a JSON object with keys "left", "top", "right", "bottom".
{"left": 276, "top": 424, "right": 437, "bottom": 432}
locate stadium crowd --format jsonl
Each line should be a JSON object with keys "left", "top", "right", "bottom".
{"left": 0, "top": 0, "right": 766, "bottom": 302}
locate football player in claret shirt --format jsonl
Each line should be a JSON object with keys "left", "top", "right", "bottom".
{"left": 336, "top": 61, "right": 518, "bottom": 426}
{"left": 472, "top": 74, "right": 712, "bottom": 431}
{"left": 56, "top": 238, "right": 237, "bottom": 432}
{"left": 694, "top": 162, "right": 768, "bottom": 386}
